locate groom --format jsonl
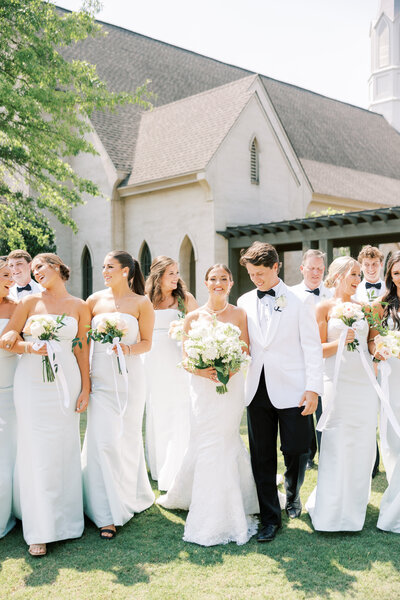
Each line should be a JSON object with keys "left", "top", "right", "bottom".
{"left": 238, "top": 242, "right": 323, "bottom": 542}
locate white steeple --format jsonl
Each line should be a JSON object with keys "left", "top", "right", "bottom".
{"left": 369, "top": 1, "right": 400, "bottom": 131}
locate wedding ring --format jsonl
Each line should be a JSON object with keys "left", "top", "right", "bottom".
{"left": 5, "top": 343, "right": 10, "bottom": 349}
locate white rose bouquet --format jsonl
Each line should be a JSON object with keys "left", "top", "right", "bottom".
{"left": 182, "top": 316, "right": 250, "bottom": 394}
{"left": 87, "top": 314, "right": 129, "bottom": 374}
{"left": 24, "top": 314, "right": 66, "bottom": 382}
{"left": 373, "top": 331, "right": 400, "bottom": 361}
{"left": 168, "top": 296, "right": 186, "bottom": 342}
{"left": 330, "top": 302, "right": 365, "bottom": 351}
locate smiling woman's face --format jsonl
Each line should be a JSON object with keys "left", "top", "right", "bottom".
{"left": 0, "top": 265, "right": 14, "bottom": 298}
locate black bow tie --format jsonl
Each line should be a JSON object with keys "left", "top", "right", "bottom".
{"left": 257, "top": 289, "right": 276, "bottom": 299}
{"left": 306, "top": 288, "right": 320, "bottom": 296}
{"left": 365, "top": 282, "right": 381, "bottom": 290}
{"left": 17, "top": 283, "right": 32, "bottom": 293}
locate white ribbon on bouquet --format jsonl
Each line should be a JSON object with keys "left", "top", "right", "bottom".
{"left": 106, "top": 337, "right": 129, "bottom": 437}
{"left": 32, "top": 339, "right": 71, "bottom": 412}
{"left": 316, "top": 321, "right": 400, "bottom": 447}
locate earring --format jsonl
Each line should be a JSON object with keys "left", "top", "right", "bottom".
{"left": 55, "top": 268, "right": 59, "bottom": 271}
{"left": 123, "top": 273, "right": 127, "bottom": 277}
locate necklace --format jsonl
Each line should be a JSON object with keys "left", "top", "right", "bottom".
{"left": 205, "top": 302, "right": 228, "bottom": 315}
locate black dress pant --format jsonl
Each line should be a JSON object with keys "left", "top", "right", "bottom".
{"left": 247, "top": 370, "right": 313, "bottom": 526}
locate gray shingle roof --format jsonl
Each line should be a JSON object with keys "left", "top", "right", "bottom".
{"left": 128, "top": 76, "right": 256, "bottom": 185}
{"left": 59, "top": 9, "right": 400, "bottom": 196}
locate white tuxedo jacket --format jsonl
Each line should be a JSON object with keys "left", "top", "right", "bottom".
{"left": 238, "top": 283, "right": 323, "bottom": 409}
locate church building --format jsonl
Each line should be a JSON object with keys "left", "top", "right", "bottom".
{"left": 55, "top": 1, "right": 400, "bottom": 302}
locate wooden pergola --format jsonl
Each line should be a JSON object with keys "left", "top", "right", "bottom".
{"left": 218, "top": 206, "right": 400, "bottom": 302}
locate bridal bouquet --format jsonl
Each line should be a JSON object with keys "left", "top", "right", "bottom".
{"left": 182, "top": 316, "right": 250, "bottom": 394}
{"left": 24, "top": 314, "right": 66, "bottom": 382}
{"left": 330, "top": 302, "right": 365, "bottom": 351}
{"left": 168, "top": 297, "right": 186, "bottom": 342}
{"left": 87, "top": 314, "right": 129, "bottom": 374}
{"left": 374, "top": 331, "right": 400, "bottom": 361}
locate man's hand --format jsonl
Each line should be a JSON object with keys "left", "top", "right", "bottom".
{"left": 299, "top": 391, "right": 318, "bottom": 416}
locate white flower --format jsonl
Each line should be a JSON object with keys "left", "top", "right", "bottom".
{"left": 275, "top": 294, "right": 287, "bottom": 311}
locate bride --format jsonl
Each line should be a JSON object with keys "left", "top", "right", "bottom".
{"left": 157, "top": 264, "right": 259, "bottom": 546}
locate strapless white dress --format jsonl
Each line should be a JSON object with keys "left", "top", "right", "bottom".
{"left": 13, "top": 315, "right": 84, "bottom": 545}
{"left": 306, "top": 317, "right": 378, "bottom": 531}
{"left": 0, "top": 319, "right": 18, "bottom": 538}
{"left": 82, "top": 313, "right": 154, "bottom": 528}
{"left": 144, "top": 309, "right": 191, "bottom": 490}
{"left": 377, "top": 316, "right": 400, "bottom": 533}
{"left": 157, "top": 371, "right": 259, "bottom": 546}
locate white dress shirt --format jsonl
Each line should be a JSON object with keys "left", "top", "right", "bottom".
{"left": 290, "top": 280, "right": 333, "bottom": 305}
{"left": 9, "top": 278, "right": 44, "bottom": 301}
{"left": 354, "top": 278, "right": 385, "bottom": 304}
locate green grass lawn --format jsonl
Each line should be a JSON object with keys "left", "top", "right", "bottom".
{"left": 1, "top": 414, "right": 399, "bottom": 600}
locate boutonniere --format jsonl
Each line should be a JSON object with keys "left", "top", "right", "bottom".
{"left": 274, "top": 294, "right": 287, "bottom": 312}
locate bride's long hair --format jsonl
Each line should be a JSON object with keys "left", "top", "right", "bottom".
{"left": 382, "top": 251, "right": 400, "bottom": 330}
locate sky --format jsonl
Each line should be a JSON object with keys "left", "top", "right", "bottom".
{"left": 54, "top": 0, "right": 380, "bottom": 109}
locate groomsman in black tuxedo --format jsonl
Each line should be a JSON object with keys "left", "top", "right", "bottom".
{"left": 238, "top": 242, "right": 323, "bottom": 542}
{"left": 8, "top": 250, "right": 43, "bottom": 300}
{"left": 291, "top": 249, "right": 332, "bottom": 469}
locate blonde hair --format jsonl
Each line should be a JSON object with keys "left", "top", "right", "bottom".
{"left": 325, "top": 256, "right": 359, "bottom": 289}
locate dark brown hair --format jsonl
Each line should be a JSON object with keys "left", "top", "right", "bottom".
{"left": 32, "top": 253, "right": 70, "bottom": 281}
{"left": 145, "top": 256, "right": 186, "bottom": 307}
{"left": 107, "top": 251, "right": 145, "bottom": 295}
{"left": 382, "top": 251, "right": 400, "bottom": 330}
{"left": 239, "top": 242, "right": 279, "bottom": 269}
{"left": 8, "top": 249, "right": 32, "bottom": 263}
{"left": 205, "top": 264, "right": 233, "bottom": 281}
{"left": 358, "top": 245, "right": 384, "bottom": 263}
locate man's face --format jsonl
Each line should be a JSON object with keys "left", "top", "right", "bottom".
{"left": 246, "top": 262, "right": 279, "bottom": 291}
{"left": 361, "top": 258, "right": 382, "bottom": 284}
{"left": 7, "top": 258, "right": 32, "bottom": 286}
{"left": 300, "top": 256, "right": 325, "bottom": 290}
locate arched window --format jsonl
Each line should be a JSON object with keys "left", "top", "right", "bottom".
{"left": 179, "top": 235, "right": 196, "bottom": 295}
{"left": 378, "top": 22, "right": 390, "bottom": 68}
{"left": 81, "top": 245, "right": 93, "bottom": 300}
{"left": 139, "top": 242, "right": 152, "bottom": 278}
{"left": 250, "top": 138, "right": 259, "bottom": 184}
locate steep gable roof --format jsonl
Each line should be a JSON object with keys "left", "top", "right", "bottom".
{"left": 128, "top": 76, "right": 256, "bottom": 186}
{"left": 59, "top": 8, "right": 400, "bottom": 199}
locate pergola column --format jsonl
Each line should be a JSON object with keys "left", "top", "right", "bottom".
{"left": 318, "top": 239, "right": 333, "bottom": 265}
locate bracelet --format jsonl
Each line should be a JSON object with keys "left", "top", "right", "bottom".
{"left": 25, "top": 343, "right": 30, "bottom": 354}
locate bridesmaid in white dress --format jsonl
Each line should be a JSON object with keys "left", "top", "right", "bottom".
{"left": 0, "top": 257, "right": 18, "bottom": 538}
{"left": 1, "top": 253, "right": 90, "bottom": 557}
{"left": 83, "top": 251, "right": 155, "bottom": 539}
{"left": 157, "top": 264, "right": 259, "bottom": 546}
{"left": 306, "top": 256, "right": 378, "bottom": 531}
{"left": 144, "top": 256, "right": 197, "bottom": 490}
{"left": 369, "top": 251, "right": 400, "bottom": 532}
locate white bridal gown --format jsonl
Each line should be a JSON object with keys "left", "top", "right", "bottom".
{"left": 0, "top": 319, "right": 18, "bottom": 538}
{"left": 306, "top": 318, "right": 378, "bottom": 531}
{"left": 144, "top": 308, "right": 191, "bottom": 490}
{"left": 377, "top": 317, "right": 400, "bottom": 533}
{"left": 82, "top": 313, "right": 154, "bottom": 528}
{"left": 13, "top": 315, "right": 84, "bottom": 545}
{"left": 157, "top": 372, "right": 259, "bottom": 546}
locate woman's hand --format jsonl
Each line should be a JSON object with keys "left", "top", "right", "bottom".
{"left": 29, "top": 342, "right": 48, "bottom": 356}
{"left": 112, "top": 343, "right": 131, "bottom": 356}
{"left": 373, "top": 351, "right": 387, "bottom": 362}
{"left": 0, "top": 330, "right": 19, "bottom": 350}
{"left": 196, "top": 366, "right": 219, "bottom": 383}
{"left": 345, "top": 328, "right": 356, "bottom": 344}
{"left": 76, "top": 391, "right": 89, "bottom": 413}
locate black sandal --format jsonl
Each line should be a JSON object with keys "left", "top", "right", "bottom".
{"left": 99, "top": 528, "right": 116, "bottom": 540}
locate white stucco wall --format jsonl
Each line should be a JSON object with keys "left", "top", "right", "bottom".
{"left": 122, "top": 182, "right": 214, "bottom": 304}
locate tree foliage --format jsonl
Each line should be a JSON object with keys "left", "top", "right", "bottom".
{"left": 0, "top": 0, "right": 150, "bottom": 252}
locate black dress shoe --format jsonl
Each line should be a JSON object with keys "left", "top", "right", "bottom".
{"left": 286, "top": 503, "right": 302, "bottom": 519}
{"left": 257, "top": 524, "right": 281, "bottom": 542}
{"left": 306, "top": 459, "right": 315, "bottom": 470}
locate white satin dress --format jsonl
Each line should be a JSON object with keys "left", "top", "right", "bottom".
{"left": 157, "top": 372, "right": 259, "bottom": 546}
{"left": 0, "top": 319, "right": 18, "bottom": 538}
{"left": 377, "top": 316, "right": 400, "bottom": 533}
{"left": 144, "top": 309, "right": 191, "bottom": 490}
{"left": 306, "top": 317, "right": 378, "bottom": 531}
{"left": 13, "top": 315, "right": 84, "bottom": 545}
{"left": 82, "top": 313, "right": 154, "bottom": 528}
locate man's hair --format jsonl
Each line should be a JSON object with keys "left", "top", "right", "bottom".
{"left": 7, "top": 249, "right": 32, "bottom": 263}
{"left": 239, "top": 242, "right": 279, "bottom": 269}
{"left": 357, "top": 245, "right": 384, "bottom": 263}
{"left": 301, "top": 249, "right": 326, "bottom": 266}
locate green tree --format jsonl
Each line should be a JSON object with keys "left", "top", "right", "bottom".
{"left": 0, "top": 0, "right": 150, "bottom": 251}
